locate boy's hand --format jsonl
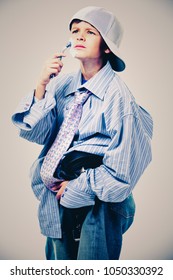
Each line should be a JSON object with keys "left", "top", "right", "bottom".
{"left": 39, "top": 52, "right": 66, "bottom": 85}
{"left": 51, "top": 181, "right": 69, "bottom": 199}
{"left": 35, "top": 53, "right": 66, "bottom": 100}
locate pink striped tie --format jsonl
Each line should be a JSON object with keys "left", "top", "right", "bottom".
{"left": 40, "top": 90, "right": 90, "bottom": 189}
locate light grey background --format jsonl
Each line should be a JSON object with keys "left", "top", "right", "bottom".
{"left": 0, "top": 0, "right": 173, "bottom": 259}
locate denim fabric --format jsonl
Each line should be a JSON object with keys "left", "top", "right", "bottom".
{"left": 45, "top": 194, "right": 135, "bottom": 260}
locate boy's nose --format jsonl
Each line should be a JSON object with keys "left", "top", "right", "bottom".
{"left": 77, "top": 33, "right": 85, "bottom": 41}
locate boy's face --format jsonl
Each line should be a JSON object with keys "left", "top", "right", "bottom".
{"left": 70, "top": 21, "right": 108, "bottom": 62}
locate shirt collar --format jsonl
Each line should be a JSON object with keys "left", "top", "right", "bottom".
{"left": 64, "top": 61, "right": 115, "bottom": 100}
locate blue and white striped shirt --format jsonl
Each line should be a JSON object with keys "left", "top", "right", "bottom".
{"left": 12, "top": 62, "right": 153, "bottom": 238}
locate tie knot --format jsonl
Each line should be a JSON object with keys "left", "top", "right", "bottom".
{"left": 75, "top": 90, "right": 90, "bottom": 105}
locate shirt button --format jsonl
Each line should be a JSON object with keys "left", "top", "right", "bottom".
{"left": 65, "top": 188, "right": 68, "bottom": 192}
{"left": 62, "top": 194, "right": 64, "bottom": 197}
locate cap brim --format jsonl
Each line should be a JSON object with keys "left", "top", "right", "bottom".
{"left": 101, "top": 35, "right": 126, "bottom": 72}
{"left": 108, "top": 53, "right": 126, "bottom": 72}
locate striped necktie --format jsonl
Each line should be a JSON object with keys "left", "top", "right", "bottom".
{"left": 40, "top": 90, "right": 90, "bottom": 189}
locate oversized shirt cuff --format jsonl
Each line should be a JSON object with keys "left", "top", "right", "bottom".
{"left": 11, "top": 90, "right": 56, "bottom": 130}
{"left": 60, "top": 172, "right": 95, "bottom": 208}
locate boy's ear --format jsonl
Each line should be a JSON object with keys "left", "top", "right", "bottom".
{"left": 104, "top": 48, "right": 111, "bottom": 54}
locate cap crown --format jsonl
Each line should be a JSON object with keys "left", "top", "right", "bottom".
{"left": 69, "top": 6, "right": 125, "bottom": 72}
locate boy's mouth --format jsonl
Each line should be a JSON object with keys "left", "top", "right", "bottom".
{"left": 74, "top": 45, "right": 86, "bottom": 49}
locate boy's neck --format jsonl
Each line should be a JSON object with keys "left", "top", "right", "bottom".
{"left": 80, "top": 58, "right": 105, "bottom": 80}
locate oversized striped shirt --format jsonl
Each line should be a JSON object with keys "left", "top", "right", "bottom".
{"left": 12, "top": 62, "right": 153, "bottom": 238}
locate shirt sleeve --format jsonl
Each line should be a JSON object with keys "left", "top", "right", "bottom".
{"left": 11, "top": 89, "right": 56, "bottom": 130}
{"left": 11, "top": 88, "right": 57, "bottom": 145}
{"left": 60, "top": 113, "right": 153, "bottom": 208}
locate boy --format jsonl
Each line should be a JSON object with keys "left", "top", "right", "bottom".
{"left": 12, "top": 6, "right": 153, "bottom": 259}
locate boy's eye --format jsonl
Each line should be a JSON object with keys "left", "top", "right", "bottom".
{"left": 87, "top": 30, "right": 96, "bottom": 35}
{"left": 72, "top": 29, "right": 78, "bottom": 34}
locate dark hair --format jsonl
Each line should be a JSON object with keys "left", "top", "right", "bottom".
{"left": 69, "top": 19, "right": 82, "bottom": 30}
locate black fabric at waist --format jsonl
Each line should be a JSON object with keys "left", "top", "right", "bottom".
{"left": 54, "top": 151, "right": 103, "bottom": 181}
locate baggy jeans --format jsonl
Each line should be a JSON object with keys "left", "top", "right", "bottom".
{"left": 45, "top": 194, "right": 135, "bottom": 260}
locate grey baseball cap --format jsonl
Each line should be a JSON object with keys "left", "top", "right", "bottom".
{"left": 69, "top": 6, "right": 126, "bottom": 72}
